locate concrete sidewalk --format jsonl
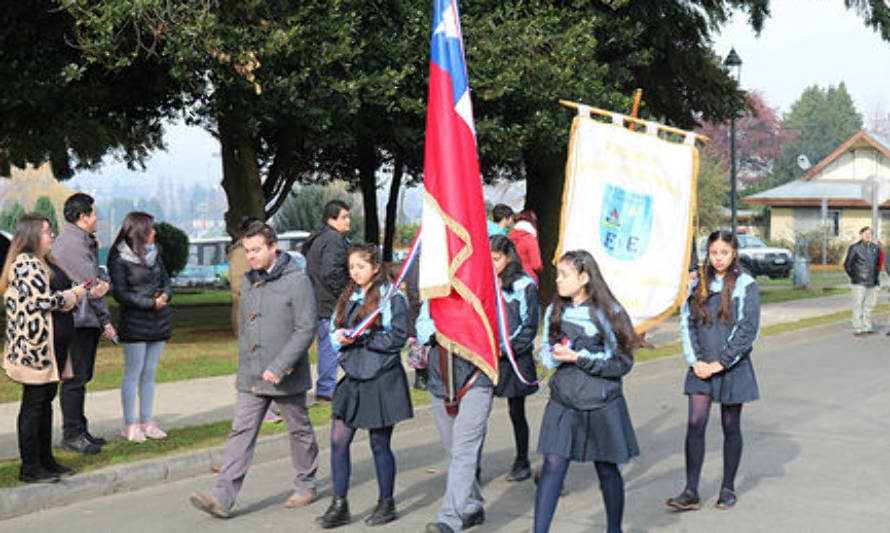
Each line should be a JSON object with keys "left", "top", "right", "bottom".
{"left": 2, "top": 314, "right": 889, "bottom": 530}
{"left": 0, "top": 292, "right": 861, "bottom": 462}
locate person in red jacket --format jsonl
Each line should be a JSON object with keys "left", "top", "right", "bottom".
{"left": 509, "top": 210, "right": 543, "bottom": 285}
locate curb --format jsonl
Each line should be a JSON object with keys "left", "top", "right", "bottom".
{"left": 0, "top": 400, "right": 444, "bottom": 521}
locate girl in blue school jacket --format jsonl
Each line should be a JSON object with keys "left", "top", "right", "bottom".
{"left": 534, "top": 250, "right": 639, "bottom": 533}
{"left": 666, "top": 230, "right": 760, "bottom": 512}
{"left": 489, "top": 235, "right": 540, "bottom": 483}
{"left": 317, "top": 243, "right": 413, "bottom": 529}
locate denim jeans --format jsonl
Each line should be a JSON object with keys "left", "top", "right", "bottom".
{"left": 121, "top": 341, "right": 165, "bottom": 424}
{"left": 315, "top": 319, "right": 339, "bottom": 397}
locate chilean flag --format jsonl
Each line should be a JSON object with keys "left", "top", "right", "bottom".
{"left": 419, "top": 0, "right": 499, "bottom": 382}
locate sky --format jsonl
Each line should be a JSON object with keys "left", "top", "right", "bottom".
{"left": 713, "top": 0, "right": 890, "bottom": 120}
{"left": 69, "top": 0, "right": 890, "bottom": 191}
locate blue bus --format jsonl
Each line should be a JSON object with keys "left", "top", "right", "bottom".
{"left": 188, "top": 230, "right": 311, "bottom": 276}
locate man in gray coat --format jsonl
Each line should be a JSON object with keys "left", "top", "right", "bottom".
{"left": 53, "top": 193, "right": 114, "bottom": 454}
{"left": 190, "top": 221, "right": 319, "bottom": 518}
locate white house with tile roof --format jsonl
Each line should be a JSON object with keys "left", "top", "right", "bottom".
{"left": 744, "top": 130, "right": 890, "bottom": 243}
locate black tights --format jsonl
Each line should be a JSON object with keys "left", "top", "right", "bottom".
{"left": 507, "top": 396, "right": 529, "bottom": 461}
{"left": 330, "top": 419, "right": 395, "bottom": 499}
{"left": 684, "top": 394, "right": 743, "bottom": 493}
{"left": 534, "top": 455, "right": 624, "bottom": 533}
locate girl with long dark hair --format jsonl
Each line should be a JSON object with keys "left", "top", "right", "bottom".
{"left": 533, "top": 250, "right": 639, "bottom": 533}
{"left": 107, "top": 211, "right": 173, "bottom": 442}
{"left": 2, "top": 214, "right": 88, "bottom": 482}
{"left": 317, "top": 243, "right": 413, "bottom": 528}
{"left": 489, "top": 235, "right": 539, "bottom": 482}
{"left": 666, "top": 230, "right": 760, "bottom": 511}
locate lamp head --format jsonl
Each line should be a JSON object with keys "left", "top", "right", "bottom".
{"left": 724, "top": 47, "right": 742, "bottom": 81}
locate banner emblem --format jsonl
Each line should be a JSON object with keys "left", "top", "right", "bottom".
{"left": 600, "top": 183, "right": 653, "bottom": 261}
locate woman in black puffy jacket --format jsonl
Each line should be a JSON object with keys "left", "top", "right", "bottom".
{"left": 107, "top": 212, "right": 172, "bottom": 442}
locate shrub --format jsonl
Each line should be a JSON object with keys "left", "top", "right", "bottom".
{"left": 154, "top": 221, "right": 189, "bottom": 277}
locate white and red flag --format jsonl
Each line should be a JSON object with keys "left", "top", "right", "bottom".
{"left": 419, "top": 0, "right": 499, "bottom": 382}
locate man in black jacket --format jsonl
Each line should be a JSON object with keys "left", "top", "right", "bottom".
{"left": 844, "top": 226, "right": 880, "bottom": 335}
{"left": 302, "top": 200, "right": 351, "bottom": 401}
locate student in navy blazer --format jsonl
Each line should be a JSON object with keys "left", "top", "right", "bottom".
{"left": 489, "top": 235, "right": 539, "bottom": 483}
{"left": 533, "top": 250, "right": 639, "bottom": 533}
{"left": 317, "top": 243, "right": 412, "bottom": 529}
{"left": 667, "top": 230, "right": 761, "bottom": 512}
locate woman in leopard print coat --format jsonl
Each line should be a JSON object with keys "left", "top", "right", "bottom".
{"left": 2, "top": 214, "right": 87, "bottom": 483}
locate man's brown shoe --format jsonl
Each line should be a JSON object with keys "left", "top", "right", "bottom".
{"left": 284, "top": 489, "right": 317, "bottom": 508}
{"left": 189, "top": 492, "right": 229, "bottom": 518}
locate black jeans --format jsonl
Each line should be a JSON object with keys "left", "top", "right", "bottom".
{"left": 60, "top": 327, "right": 101, "bottom": 440}
{"left": 18, "top": 382, "right": 58, "bottom": 473}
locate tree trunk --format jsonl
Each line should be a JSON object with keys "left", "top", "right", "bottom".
{"left": 219, "top": 114, "right": 265, "bottom": 238}
{"left": 382, "top": 158, "right": 404, "bottom": 261}
{"left": 524, "top": 148, "right": 567, "bottom": 304}
{"left": 358, "top": 142, "right": 380, "bottom": 244}
{"left": 217, "top": 109, "right": 264, "bottom": 333}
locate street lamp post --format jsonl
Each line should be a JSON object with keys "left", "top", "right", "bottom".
{"left": 724, "top": 48, "right": 742, "bottom": 235}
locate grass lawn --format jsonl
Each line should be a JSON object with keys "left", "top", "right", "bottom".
{"left": 105, "top": 288, "right": 234, "bottom": 308}
{"left": 757, "top": 271, "right": 849, "bottom": 287}
{"left": 758, "top": 286, "right": 847, "bottom": 304}
{"left": 0, "top": 389, "right": 431, "bottom": 488}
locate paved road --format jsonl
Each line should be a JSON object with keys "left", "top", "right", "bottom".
{"left": 3, "top": 320, "right": 888, "bottom": 532}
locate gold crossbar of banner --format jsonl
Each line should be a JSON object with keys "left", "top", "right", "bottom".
{"left": 558, "top": 99, "right": 710, "bottom": 144}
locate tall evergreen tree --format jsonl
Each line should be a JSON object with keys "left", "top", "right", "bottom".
{"left": 770, "top": 83, "right": 863, "bottom": 188}
{"left": 0, "top": 203, "right": 25, "bottom": 233}
{"left": 33, "top": 196, "right": 59, "bottom": 235}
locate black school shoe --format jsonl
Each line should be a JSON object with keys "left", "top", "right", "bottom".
{"left": 364, "top": 497, "right": 397, "bottom": 526}
{"left": 462, "top": 509, "right": 485, "bottom": 529}
{"left": 505, "top": 458, "right": 531, "bottom": 482}
{"left": 666, "top": 488, "right": 701, "bottom": 511}
{"left": 715, "top": 487, "right": 737, "bottom": 510}
{"left": 425, "top": 523, "right": 454, "bottom": 533}
{"left": 316, "top": 497, "right": 350, "bottom": 529}
{"left": 18, "top": 466, "right": 60, "bottom": 484}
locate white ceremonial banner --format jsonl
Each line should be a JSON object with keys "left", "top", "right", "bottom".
{"left": 555, "top": 115, "right": 698, "bottom": 331}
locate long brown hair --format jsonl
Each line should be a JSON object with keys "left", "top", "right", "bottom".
{"left": 490, "top": 235, "right": 524, "bottom": 290}
{"left": 111, "top": 211, "right": 156, "bottom": 265}
{"left": 334, "top": 243, "right": 392, "bottom": 330}
{"left": 547, "top": 250, "right": 638, "bottom": 356}
{"left": 0, "top": 213, "right": 52, "bottom": 293}
{"left": 693, "top": 230, "right": 741, "bottom": 325}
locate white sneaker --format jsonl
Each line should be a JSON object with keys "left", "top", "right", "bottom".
{"left": 141, "top": 421, "right": 167, "bottom": 439}
{"left": 122, "top": 424, "right": 147, "bottom": 442}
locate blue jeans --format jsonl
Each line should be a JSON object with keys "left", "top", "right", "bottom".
{"left": 315, "top": 319, "right": 339, "bottom": 397}
{"left": 121, "top": 341, "right": 165, "bottom": 424}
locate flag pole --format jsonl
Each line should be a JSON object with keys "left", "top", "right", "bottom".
{"left": 559, "top": 99, "right": 711, "bottom": 144}
{"left": 628, "top": 88, "right": 643, "bottom": 131}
